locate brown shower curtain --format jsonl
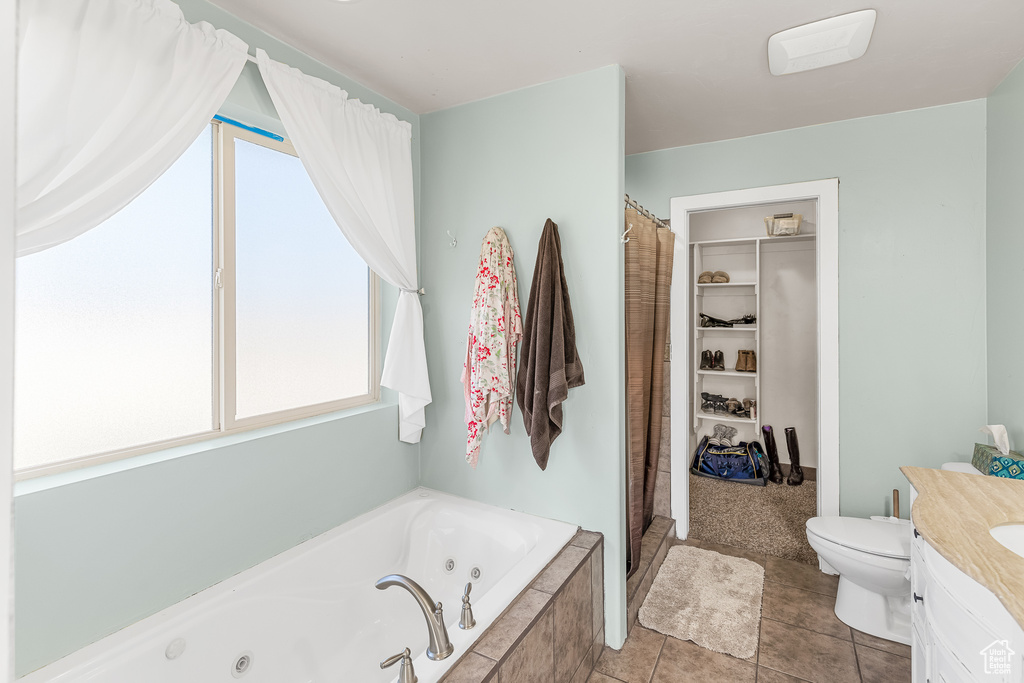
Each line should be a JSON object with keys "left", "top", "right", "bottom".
{"left": 624, "top": 204, "right": 674, "bottom": 578}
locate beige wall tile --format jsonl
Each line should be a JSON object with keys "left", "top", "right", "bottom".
{"left": 554, "top": 564, "right": 593, "bottom": 682}
{"left": 475, "top": 589, "right": 552, "bottom": 661}
{"left": 499, "top": 606, "right": 554, "bottom": 683}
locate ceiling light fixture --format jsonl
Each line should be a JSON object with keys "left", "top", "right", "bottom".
{"left": 768, "top": 9, "right": 877, "bottom": 76}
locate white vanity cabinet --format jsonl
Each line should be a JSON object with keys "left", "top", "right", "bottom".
{"left": 909, "top": 516, "right": 1024, "bottom": 682}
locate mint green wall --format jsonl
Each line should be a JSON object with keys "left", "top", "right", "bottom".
{"left": 418, "top": 66, "right": 628, "bottom": 647}
{"left": 626, "top": 101, "right": 988, "bottom": 519}
{"left": 13, "top": 1, "right": 421, "bottom": 675}
{"left": 987, "top": 59, "right": 1024, "bottom": 448}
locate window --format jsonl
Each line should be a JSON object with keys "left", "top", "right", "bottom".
{"left": 14, "top": 121, "right": 378, "bottom": 476}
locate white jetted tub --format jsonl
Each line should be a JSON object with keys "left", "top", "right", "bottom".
{"left": 20, "top": 488, "right": 578, "bottom": 683}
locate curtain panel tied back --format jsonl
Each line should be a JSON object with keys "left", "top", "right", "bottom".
{"left": 256, "top": 51, "right": 430, "bottom": 443}
{"left": 17, "top": 0, "right": 249, "bottom": 256}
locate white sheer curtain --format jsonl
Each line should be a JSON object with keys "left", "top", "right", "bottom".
{"left": 256, "top": 50, "right": 431, "bottom": 444}
{"left": 17, "top": 0, "right": 248, "bottom": 256}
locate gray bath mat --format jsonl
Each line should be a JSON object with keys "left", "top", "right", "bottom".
{"left": 638, "top": 545, "right": 764, "bottom": 659}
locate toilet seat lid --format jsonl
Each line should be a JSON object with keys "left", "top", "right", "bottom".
{"left": 806, "top": 516, "right": 911, "bottom": 559}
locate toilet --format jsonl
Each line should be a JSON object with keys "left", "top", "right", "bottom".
{"left": 805, "top": 461, "right": 982, "bottom": 645}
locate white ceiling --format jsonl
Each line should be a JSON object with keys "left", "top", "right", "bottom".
{"left": 208, "top": 0, "right": 1024, "bottom": 154}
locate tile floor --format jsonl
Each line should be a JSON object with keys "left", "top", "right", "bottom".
{"left": 589, "top": 539, "right": 911, "bottom": 683}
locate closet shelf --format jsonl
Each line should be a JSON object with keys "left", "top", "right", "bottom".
{"left": 697, "top": 370, "right": 757, "bottom": 378}
{"left": 697, "top": 282, "right": 756, "bottom": 288}
{"left": 693, "top": 233, "right": 816, "bottom": 247}
{"left": 695, "top": 412, "right": 757, "bottom": 425}
{"left": 692, "top": 237, "right": 759, "bottom": 247}
{"left": 697, "top": 326, "right": 757, "bottom": 333}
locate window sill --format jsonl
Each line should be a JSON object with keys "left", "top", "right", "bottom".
{"left": 14, "top": 399, "right": 396, "bottom": 497}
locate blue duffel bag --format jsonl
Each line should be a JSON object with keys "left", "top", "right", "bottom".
{"left": 690, "top": 436, "right": 769, "bottom": 486}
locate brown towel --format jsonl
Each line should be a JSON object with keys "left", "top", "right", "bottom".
{"left": 516, "top": 219, "right": 585, "bottom": 470}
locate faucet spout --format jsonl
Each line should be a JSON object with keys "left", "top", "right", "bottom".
{"left": 375, "top": 574, "right": 454, "bottom": 661}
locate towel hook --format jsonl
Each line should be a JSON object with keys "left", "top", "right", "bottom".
{"left": 445, "top": 230, "right": 458, "bottom": 248}
{"left": 621, "top": 221, "right": 633, "bottom": 244}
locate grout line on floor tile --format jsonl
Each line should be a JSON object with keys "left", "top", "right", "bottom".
{"left": 758, "top": 664, "right": 815, "bottom": 682}
{"left": 646, "top": 633, "right": 668, "bottom": 683}
{"left": 854, "top": 640, "right": 911, "bottom": 659}
{"left": 852, "top": 637, "right": 864, "bottom": 683}
{"left": 760, "top": 617, "right": 853, "bottom": 644}
{"left": 755, "top": 617, "right": 762, "bottom": 667}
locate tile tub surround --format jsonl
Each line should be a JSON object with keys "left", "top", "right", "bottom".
{"left": 902, "top": 465, "right": 1024, "bottom": 628}
{"left": 625, "top": 516, "right": 675, "bottom": 635}
{"left": 592, "top": 542, "right": 910, "bottom": 683}
{"left": 439, "top": 530, "right": 605, "bottom": 683}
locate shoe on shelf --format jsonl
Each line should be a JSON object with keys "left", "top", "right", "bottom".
{"left": 725, "top": 397, "right": 742, "bottom": 415}
{"left": 713, "top": 396, "right": 729, "bottom": 414}
{"left": 700, "top": 392, "right": 715, "bottom": 413}
{"left": 711, "top": 271, "right": 730, "bottom": 283}
{"left": 697, "top": 271, "right": 714, "bottom": 284}
{"left": 742, "top": 349, "right": 757, "bottom": 372}
{"left": 699, "top": 350, "right": 713, "bottom": 370}
{"left": 734, "top": 350, "right": 748, "bottom": 372}
{"left": 700, "top": 313, "right": 733, "bottom": 328}
{"left": 730, "top": 314, "right": 756, "bottom": 325}
{"left": 712, "top": 350, "right": 725, "bottom": 371}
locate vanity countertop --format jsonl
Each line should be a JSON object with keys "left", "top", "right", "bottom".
{"left": 902, "top": 466, "right": 1024, "bottom": 628}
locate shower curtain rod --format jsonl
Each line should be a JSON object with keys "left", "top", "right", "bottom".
{"left": 624, "top": 194, "right": 670, "bottom": 230}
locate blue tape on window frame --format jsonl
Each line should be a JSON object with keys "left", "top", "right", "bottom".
{"left": 213, "top": 115, "right": 285, "bottom": 142}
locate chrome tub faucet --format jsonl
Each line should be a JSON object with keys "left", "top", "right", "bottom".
{"left": 375, "top": 574, "right": 454, "bottom": 661}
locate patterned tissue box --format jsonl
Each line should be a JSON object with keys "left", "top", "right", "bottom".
{"left": 990, "top": 455, "right": 1024, "bottom": 480}
{"left": 973, "top": 443, "right": 1024, "bottom": 480}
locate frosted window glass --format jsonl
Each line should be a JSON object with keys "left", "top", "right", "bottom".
{"left": 234, "top": 138, "right": 369, "bottom": 419}
{"left": 14, "top": 126, "right": 214, "bottom": 470}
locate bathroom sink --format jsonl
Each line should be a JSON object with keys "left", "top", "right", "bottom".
{"left": 990, "top": 524, "right": 1024, "bottom": 559}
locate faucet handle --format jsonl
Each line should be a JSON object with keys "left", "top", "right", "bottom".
{"left": 380, "top": 647, "right": 417, "bottom": 683}
{"left": 460, "top": 582, "right": 476, "bottom": 630}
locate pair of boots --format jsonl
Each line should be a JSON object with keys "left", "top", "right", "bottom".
{"left": 761, "top": 425, "right": 804, "bottom": 486}
{"left": 699, "top": 350, "right": 724, "bottom": 371}
{"left": 735, "top": 350, "right": 757, "bottom": 372}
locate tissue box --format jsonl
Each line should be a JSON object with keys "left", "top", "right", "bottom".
{"left": 990, "top": 456, "right": 1024, "bottom": 480}
{"left": 973, "top": 443, "right": 1024, "bottom": 479}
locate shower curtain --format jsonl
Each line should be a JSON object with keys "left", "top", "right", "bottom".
{"left": 625, "top": 204, "right": 674, "bottom": 578}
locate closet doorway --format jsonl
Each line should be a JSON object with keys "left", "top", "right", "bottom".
{"left": 668, "top": 179, "right": 839, "bottom": 570}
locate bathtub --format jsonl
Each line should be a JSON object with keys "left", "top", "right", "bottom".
{"left": 20, "top": 488, "right": 578, "bottom": 683}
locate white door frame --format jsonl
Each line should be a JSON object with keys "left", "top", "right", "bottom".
{"left": 669, "top": 179, "right": 840, "bottom": 544}
{"left": 1, "top": 0, "right": 15, "bottom": 674}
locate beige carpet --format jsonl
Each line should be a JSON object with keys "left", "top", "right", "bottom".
{"left": 689, "top": 473, "right": 818, "bottom": 565}
{"left": 639, "top": 545, "right": 764, "bottom": 659}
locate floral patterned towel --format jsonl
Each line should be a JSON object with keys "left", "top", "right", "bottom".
{"left": 462, "top": 226, "right": 522, "bottom": 467}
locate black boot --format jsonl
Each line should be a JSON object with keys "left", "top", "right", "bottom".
{"left": 785, "top": 427, "right": 804, "bottom": 486}
{"left": 761, "top": 425, "right": 784, "bottom": 484}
